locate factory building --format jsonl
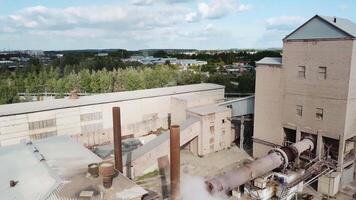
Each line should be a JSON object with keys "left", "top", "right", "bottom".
{"left": 254, "top": 15, "right": 356, "bottom": 195}
{"left": 0, "top": 83, "right": 224, "bottom": 147}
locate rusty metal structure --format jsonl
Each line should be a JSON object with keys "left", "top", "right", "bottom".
{"left": 170, "top": 125, "right": 180, "bottom": 200}
{"left": 113, "top": 107, "right": 123, "bottom": 173}
{"left": 206, "top": 136, "right": 315, "bottom": 194}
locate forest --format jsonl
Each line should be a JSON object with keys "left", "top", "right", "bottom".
{"left": 0, "top": 50, "right": 281, "bottom": 105}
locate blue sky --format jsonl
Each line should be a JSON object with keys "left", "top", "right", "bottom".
{"left": 0, "top": 0, "right": 355, "bottom": 50}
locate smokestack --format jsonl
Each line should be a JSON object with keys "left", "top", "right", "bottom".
{"left": 69, "top": 89, "right": 79, "bottom": 99}
{"left": 170, "top": 125, "right": 180, "bottom": 200}
{"left": 112, "top": 107, "right": 123, "bottom": 173}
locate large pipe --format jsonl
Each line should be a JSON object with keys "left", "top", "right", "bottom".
{"left": 112, "top": 107, "right": 123, "bottom": 173}
{"left": 170, "top": 125, "right": 180, "bottom": 200}
{"left": 206, "top": 137, "right": 315, "bottom": 194}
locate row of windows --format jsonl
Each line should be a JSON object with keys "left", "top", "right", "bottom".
{"left": 29, "top": 119, "right": 56, "bottom": 130}
{"left": 81, "top": 123, "right": 103, "bottom": 133}
{"left": 298, "top": 66, "right": 327, "bottom": 80}
{"left": 29, "top": 131, "right": 57, "bottom": 140}
{"left": 80, "top": 112, "right": 102, "bottom": 122}
{"left": 296, "top": 105, "right": 324, "bottom": 120}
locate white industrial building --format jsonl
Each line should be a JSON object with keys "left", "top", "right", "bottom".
{"left": 0, "top": 83, "right": 225, "bottom": 147}
{"left": 0, "top": 83, "right": 237, "bottom": 179}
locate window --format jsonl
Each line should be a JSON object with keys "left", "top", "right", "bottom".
{"left": 298, "top": 66, "right": 306, "bottom": 79}
{"left": 316, "top": 108, "right": 324, "bottom": 120}
{"left": 318, "top": 66, "right": 327, "bottom": 80}
{"left": 222, "top": 119, "right": 225, "bottom": 124}
{"left": 29, "top": 119, "right": 56, "bottom": 130}
{"left": 29, "top": 131, "right": 57, "bottom": 140}
{"left": 80, "top": 112, "right": 102, "bottom": 122}
{"left": 210, "top": 126, "right": 215, "bottom": 135}
{"left": 296, "top": 105, "right": 303, "bottom": 117}
{"left": 81, "top": 122, "right": 103, "bottom": 133}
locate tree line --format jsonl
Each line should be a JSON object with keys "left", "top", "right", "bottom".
{"left": 0, "top": 49, "right": 281, "bottom": 105}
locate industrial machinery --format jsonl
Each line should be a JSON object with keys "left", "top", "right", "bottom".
{"left": 205, "top": 137, "right": 334, "bottom": 200}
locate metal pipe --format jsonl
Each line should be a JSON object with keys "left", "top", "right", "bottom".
{"left": 112, "top": 107, "right": 123, "bottom": 173}
{"left": 206, "top": 137, "right": 315, "bottom": 194}
{"left": 170, "top": 125, "right": 180, "bottom": 200}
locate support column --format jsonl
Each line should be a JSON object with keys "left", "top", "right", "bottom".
{"left": 240, "top": 116, "right": 245, "bottom": 150}
{"left": 112, "top": 107, "right": 123, "bottom": 173}
{"left": 296, "top": 126, "right": 301, "bottom": 142}
{"left": 316, "top": 131, "right": 323, "bottom": 160}
{"left": 337, "top": 135, "right": 345, "bottom": 172}
{"left": 170, "top": 125, "right": 180, "bottom": 200}
{"left": 295, "top": 127, "right": 301, "bottom": 166}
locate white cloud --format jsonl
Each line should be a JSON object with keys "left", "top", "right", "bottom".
{"left": 131, "top": 0, "right": 191, "bottom": 5}
{"left": 196, "top": 0, "right": 250, "bottom": 20}
{"left": 185, "top": 12, "right": 199, "bottom": 22}
{"left": 237, "top": 4, "right": 251, "bottom": 12}
{"left": 0, "top": 4, "right": 190, "bottom": 34}
{"left": 265, "top": 16, "right": 305, "bottom": 30}
{"left": 0, "top": 1, "right": 253, "bottom": 50}
{"left": 198, "top": 0, "right": 235, "bottom": 19}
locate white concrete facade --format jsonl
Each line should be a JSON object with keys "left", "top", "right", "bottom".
{"left": 0, "top": 84, "right": 225, "bottom": 147}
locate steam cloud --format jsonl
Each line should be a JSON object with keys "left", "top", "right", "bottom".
{"left": 180, "top": 175, "right": 226, "bottom": 200}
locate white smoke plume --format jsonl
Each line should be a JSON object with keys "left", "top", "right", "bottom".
{"left": 180, "top": 175, "right": 226, "bottom": 200}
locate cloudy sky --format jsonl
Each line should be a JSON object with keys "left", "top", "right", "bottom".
{"left": 0, "top": 0, "right": 355, "bottom": 50}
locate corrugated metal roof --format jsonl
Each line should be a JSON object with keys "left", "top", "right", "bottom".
{"left": 32, "top": 136, "right": 102, "bottom": 178}
{"left": 0, "top": 136, "right": 147, "bottom": 200}
{"left": 0, "top": 141, "right": 61, "bottom": 200}
{"left": 319, "top": 15, "right": 356, "bottom": 37}
{"left": 256, "top": 57, "right": 282, "bottom": 66}
{"left": 284, "top": 15, "right": 356, "bottom": 40}
{"left": 0, "top": 83, "right": 224, "bottom": 117}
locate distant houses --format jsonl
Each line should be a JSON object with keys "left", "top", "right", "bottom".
{"left": 223, "top": 61, "right": 254, "bottom": 76}
{"left": 122, "top": 56, "right": 207, "bottom": 69}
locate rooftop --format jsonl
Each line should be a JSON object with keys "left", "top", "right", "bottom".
{"left": 187, "top": 104, "right": 230, "bottom": 116}
{"left": 0, "top": 136, "right": 147, "bottom": 200}
{"left": 285, "top": 15, "right": 356, "bottom": 40}
{"left": 0, "top": 83, "right": 224, "bottom": 117}
{"left": 256, "top": 57, "right": 282, "bottom": 66}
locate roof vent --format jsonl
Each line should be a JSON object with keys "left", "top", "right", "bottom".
{"left": 9, "top": 180, "right": 18, "bottom": 187}
{"left": 333, "top": 17, "right": 337, "bottom": 23}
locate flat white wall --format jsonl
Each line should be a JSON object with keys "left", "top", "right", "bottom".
{"left": 253, "top": 65, "right": 284, "bottom": 157}
{"left": 0, "top": 88, "right": 224, "bottom": 146}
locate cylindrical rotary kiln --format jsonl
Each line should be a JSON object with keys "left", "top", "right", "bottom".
{"left": 205, "top": 137, "right": 315, "bottom": 194}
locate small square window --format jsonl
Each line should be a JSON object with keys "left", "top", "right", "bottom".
{"left": 318, "top": 66, "right": 327, "bottom": 80}
{"left": 296, "top": 105, "right": 303, "bottom": 117}
{"left": 298, "top": 66, "right": 306, "bottom": 79}
{"left": 210, "top": 126, "right": 215, "bottom": 134}
{"left": 316, "top": 108, "right": 324, "bottom": 120}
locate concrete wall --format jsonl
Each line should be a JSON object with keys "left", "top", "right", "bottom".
{"left": 188, "top": 108, "right": 232, "bottom": 156}
{"left": 253, "top": 65, "right": 284, "bottom": 157}
{"left": 344, "top": 40, "right": 356, "bottom": 139}
{"left": 281, "top": 40, "right": 354, "bottom": 139}
{"left": 0, "top": 88, "right": 224, "bottom": 146}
